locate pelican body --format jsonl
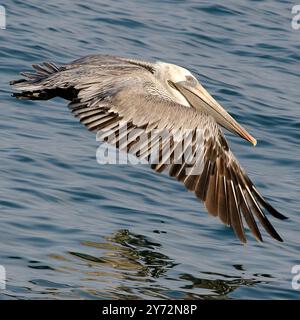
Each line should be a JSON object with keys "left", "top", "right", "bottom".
{"left": 10, "top": 54, "right": 287, "bottom": 243}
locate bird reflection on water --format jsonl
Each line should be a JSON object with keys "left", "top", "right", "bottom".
{"left": 49, "top": 230, "right": 267, "bottom": 299}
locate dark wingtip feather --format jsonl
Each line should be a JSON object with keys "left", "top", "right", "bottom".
{"left": 10, "top": 79, "right": 26, "bottom": 86}
{"left": 252, "top": 186, "right": 288, "bottom": 220}
{"left": 270, "top": 228, "right": 284, "bottom": 242}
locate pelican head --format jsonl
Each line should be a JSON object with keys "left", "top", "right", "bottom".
{"left": 155, "top": 62, "right": 257, "bottom": 146}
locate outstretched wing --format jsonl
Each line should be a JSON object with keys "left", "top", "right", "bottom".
{"left": 11, "top": 54, "right": 286, "bottom": 242}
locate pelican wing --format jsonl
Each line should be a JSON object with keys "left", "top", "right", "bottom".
{"left": 11, "top": 55, "right": 286, "bottom": 242}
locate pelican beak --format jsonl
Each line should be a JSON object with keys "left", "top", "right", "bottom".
{"left": 172, "top": 81, "right": 257, "bottom": 146}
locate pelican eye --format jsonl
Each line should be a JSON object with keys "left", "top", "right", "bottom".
{"left": 185, "top": 75, "right": 197, "bottom": 86}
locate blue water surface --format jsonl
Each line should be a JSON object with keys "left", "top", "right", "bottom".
{"left": 0, "top": 0, "right": 299, "bottom": 299}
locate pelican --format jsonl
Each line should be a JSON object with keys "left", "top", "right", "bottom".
{"left": 10, "top": 54, "right": 287, "bottom": 243}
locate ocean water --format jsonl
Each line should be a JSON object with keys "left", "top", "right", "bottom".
{"left": 0, "top": 0, "right": 299, "bottom": 299}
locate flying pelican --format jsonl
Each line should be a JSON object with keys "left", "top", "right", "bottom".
{"left": 10, "top": 54, "right": 287, "bottom": 243}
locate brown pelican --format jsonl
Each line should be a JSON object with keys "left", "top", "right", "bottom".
{"left": 10, "top": 54, "right": 287, "bottom": 243}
